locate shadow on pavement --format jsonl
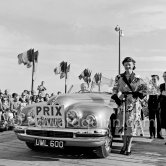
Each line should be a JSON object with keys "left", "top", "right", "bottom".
{"left": 0, "top": 131, "right": 166, "bottom": 165}
{"left": 0, "top": 145, "right": 101, "bottom": 161}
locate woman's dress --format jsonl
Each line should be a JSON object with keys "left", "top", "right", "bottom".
{"left": 113, "top": 72, "right": 146, "bottom": 136}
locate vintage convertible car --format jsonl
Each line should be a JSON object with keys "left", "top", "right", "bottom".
{"left": 14, "top": 92, "right": 117, "bottom": 158}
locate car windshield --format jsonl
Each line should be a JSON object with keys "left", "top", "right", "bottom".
{"left": 47, "top": 83, "right": 113, "bottom": 106}
{"left": 68, "top": 83, "right": 113, "bottom": 94}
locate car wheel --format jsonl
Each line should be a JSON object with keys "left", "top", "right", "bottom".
{"left": 8, "top": 126, "right": 14, "bottom": 130}
{"left": 4, "top": 126, "right": 9, "bottom": 131}
{"left": 26, "top": 142, "right": 36, "bottom": 150}
{"left": 0, "top": 128, "right": 4, "bottom": 132}
{"left": 94, "top": 135, "right": 112, "bottom": 158}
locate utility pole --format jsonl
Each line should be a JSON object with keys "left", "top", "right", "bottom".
{"left": 115, "top": 25, "right": 123, "bottom": 75}
{"left": 31, "top": 49, "right": 35, "bottom": 95}
{"left": 64, "top": 62, "right": 67, "bottom": 93}
{"left": 118, "top": 29, "right": 121, "bottom": 75}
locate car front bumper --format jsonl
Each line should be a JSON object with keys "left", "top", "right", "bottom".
{"left": 14, "top": 126, "right": 110, "bottom": 147}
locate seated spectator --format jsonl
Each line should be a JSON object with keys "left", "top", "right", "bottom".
{"left": 4, "top": 89, "right": 12, "bottom": 101}
{"left": 44, "top": 93, "right": 50, "bottom": 102}
{"left": 30, "top": 91, "right": 38, "bottom": 104}
{"left": 3, "top": 108, "right": 14, "bottom": 122}
{"left": 0, "top": 96, "right": 12, "bottom": 122}
{"left": 78, "top": 83, "right": 89, "bottom": 93}
{"left": 11, "top": 93, "right": 21, "bottom": 116}
{"left": 31, "top": 95, "right": 38, "bottom": 104}
{"left": 19, "top": 93, "right": 28, "bottom": 110}
{"left": 1, "top": 96, "right": 11, "bottom": 113}
{"left": 36, "top": 92, "right": 44, "bottom": 102}
{"left": 23, "top": 90, "right": 31, "bottom": 104}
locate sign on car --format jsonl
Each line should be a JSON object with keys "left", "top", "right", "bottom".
{"left": 34, "top": 105, "right": 65, "bottom": 128}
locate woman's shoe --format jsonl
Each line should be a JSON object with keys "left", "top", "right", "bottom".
{"left": 125, "top": 151, "right": 131, "bottom": 155}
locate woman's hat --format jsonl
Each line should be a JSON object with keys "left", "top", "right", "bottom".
{"left": 122, "top": 57, "right": 136, "bottom": 65}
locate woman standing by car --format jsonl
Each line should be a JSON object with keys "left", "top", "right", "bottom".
{"left": 159, "top": 71, "right": 166, "bottom": 144}
{"left": 111, "top": 57, "right": 146, "bottom": 155}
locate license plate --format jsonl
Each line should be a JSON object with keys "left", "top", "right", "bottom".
{"left": 35, "top": 139, "right": 64, "bottom": 148}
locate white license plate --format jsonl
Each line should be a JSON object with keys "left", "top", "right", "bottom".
{"left": 35, "top": 139, "right": 64, "bottom": 148}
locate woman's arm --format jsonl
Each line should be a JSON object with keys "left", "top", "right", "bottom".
{"left": 111, "top": 75, "right": 122, "bottom": 106}
{"left": 112, "top": 75, "right": 120, "bottom": 95}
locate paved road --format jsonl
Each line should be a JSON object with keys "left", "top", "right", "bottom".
{"left": 0, "top": 129, "right": 166, "bottom": 166}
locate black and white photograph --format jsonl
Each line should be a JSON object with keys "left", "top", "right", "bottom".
{"left": 0, "top": 0, "right": 166, "bottom": 166}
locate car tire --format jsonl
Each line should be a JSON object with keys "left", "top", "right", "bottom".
{"left": 4, "top": 126, "right": 8, "bottom": 131}
{"left": 0, "top": 128, "right": 4, "bottom": 132}
{"left": 8, "top": 126, "right": 14, "bottom": 130}
{"left": 94, "top": 135, "right": 112, "bottom": 158}
{"left": 26, "top": 142, "right": 36, "bottom": 150}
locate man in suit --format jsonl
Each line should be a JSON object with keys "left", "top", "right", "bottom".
{"left": 148, "top": 75, "right": 164, "bottom": 139}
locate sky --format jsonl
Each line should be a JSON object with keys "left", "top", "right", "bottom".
{"left": 0, "top": 0, "right": 166, "bottom": 94}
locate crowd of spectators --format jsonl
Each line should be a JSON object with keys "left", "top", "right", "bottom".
{"left": 0, "top": 89, "right": 55, "bottom": 110}
{"left": 0, "top": 81, "right": 62, "bottom": 131}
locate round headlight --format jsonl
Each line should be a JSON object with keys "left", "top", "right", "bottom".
{"left": 66, "top": 110, "right": 82, "bottom": 127}
{"left": 82, "top": 115, "right": 97, "bottom": 128}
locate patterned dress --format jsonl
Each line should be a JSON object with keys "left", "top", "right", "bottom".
{"left": 113, "top": 72, "right": 145, "bottom": 136}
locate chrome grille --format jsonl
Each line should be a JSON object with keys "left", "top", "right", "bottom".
{"left": 26, "top": 130, "right": 74, "bottom": 138}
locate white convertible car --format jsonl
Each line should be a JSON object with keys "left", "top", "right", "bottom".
{"left": 14, "top": 91, "right": 117, "bottom": 158}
